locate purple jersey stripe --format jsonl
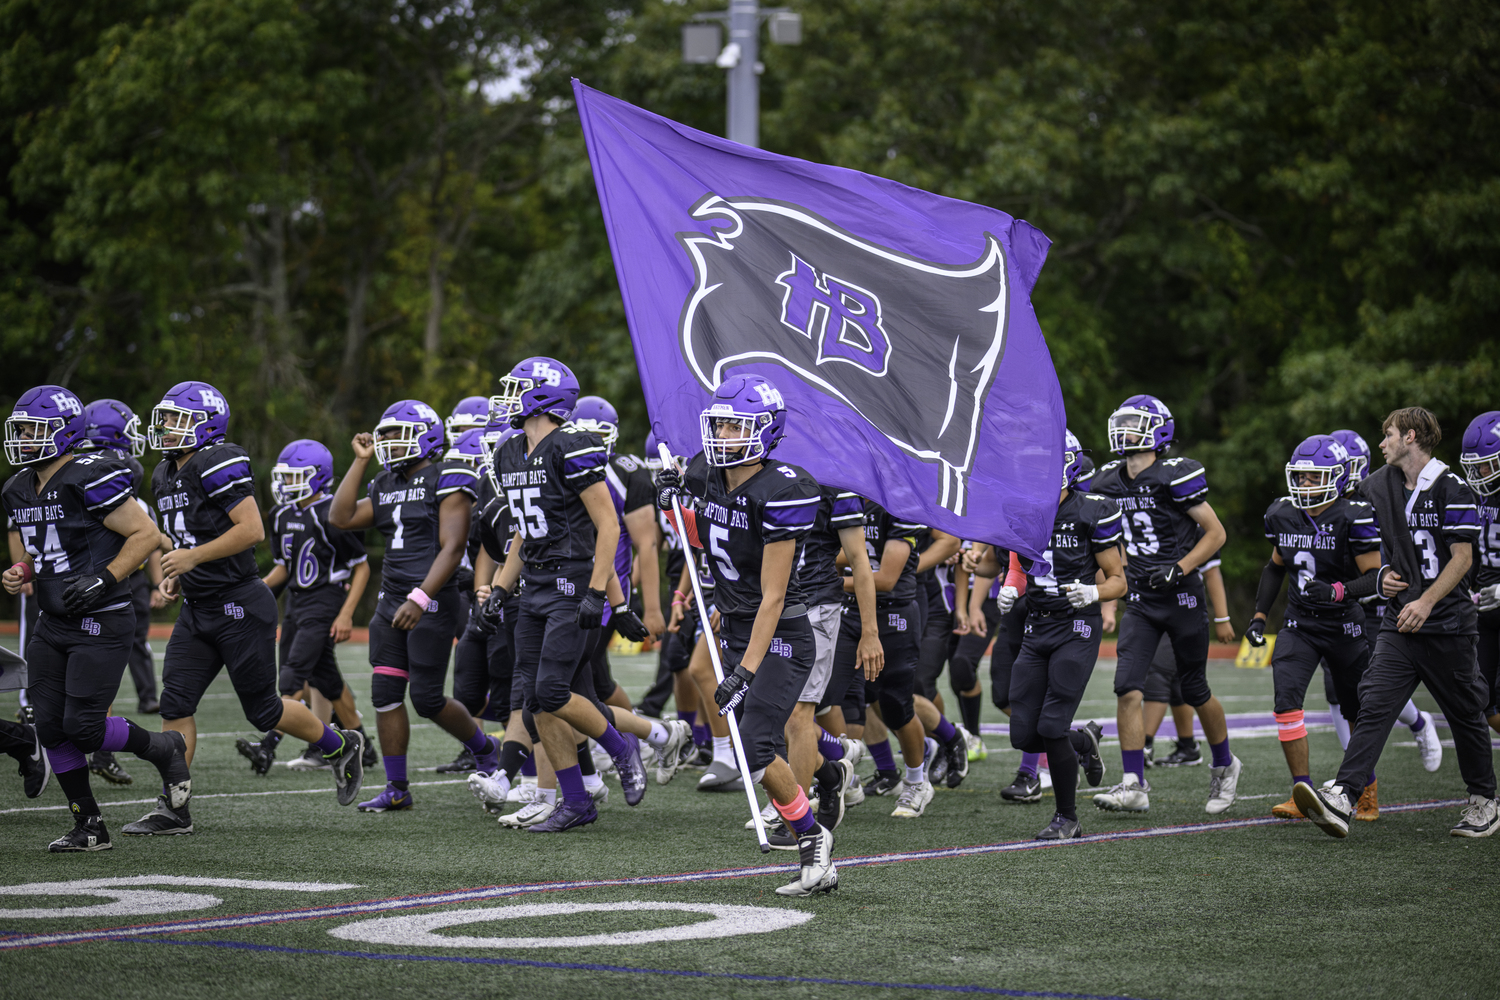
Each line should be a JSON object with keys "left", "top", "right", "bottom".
{"left": 563, "top": 450, "right": 608, "bottom": 478}
{"left": 1443, "top": 504, "right": 1479, "bottom": 530}
{"left": 436, "top": 471, "right": 479, "bottom": 497}
{"left": 201, "top": 459, "right": 252, "bottom": 497}
{"left": 83, "top": 474, "right": 133, "bottom": 510}
{"left": 1169, "top": 473, "right": 1208, "bottom": 501}
{"left": 762, "top": 500, "right": 820, "bottom": 530}
{"left": 830, "top": 493, "right": 865, "bottom": 523}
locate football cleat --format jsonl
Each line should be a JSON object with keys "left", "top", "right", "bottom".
{"left": 891, "top": 779, "right": 934, "bottom": 818}
{"left": 1093, "top": 773, "right": 1150, "bottom": 812}
{"left": 590, "top": 741, "right": 617, "bottom": 777}
{"left": 775, "top": 823, "right": 836, "bottom": 897}
{"left": 286, "top": 745, "right": 331, "bottom": 770}
{"left": 1205, "top": 755, "right": 1243, "bottom": 815}
{"left": 588, "top": 780, "right": 610, "bottom": 806}
{"left": 1272, "top": 789, "right": 1307, "bottom": 819}
{"left": 1414, "top": 712, "right": 1443, "bottom": 772}
{"left": 49, "top": 815, "right": 112, "bottom": 853}
{"left": 1035, "top": 813, "right": 1083, "bottom": 840}
{"left": 816, "top": 758, "right": 855, "bottom": 832}
{"left": 499, "top": 798, "right": 555, "bottom": 828}
{"left": 16, "top": 705, "right": 35, "bottom": 725}
{"left": 697, "top": 759, "right": 744, "bottom": 791}
{"left": 943, "top": 732, "right": 970, "bottom": 789}
{"left": 507, "top": 777, "right": 540, "bottom": 803}
{"left": 765, "top": 820, "right": 800, "bottom": 851}
{"left": 1294, "top": 782, "right": 1351, "bottom": 838}
{"left": 653, "top": 720, "right": 693, "bottom": 785}
{"left": 1077, "top": 721, "right": 1106, "bottom": 788}
{"left": 357, "top": 785, "right": 414, "bottom": 812}
{"left": 682, "top": 744, "right": 713, "bottom": 768}
{"left": 360, "top": 731, "right": 379, "bottom": 769}
{"left": 139, "top": 730, "right": 192, "bottom": 810}
{"left": 925, "top": 736, "right": 946, "bottom": 787}
{"left": 1355, "top": 778, "right": 1379, "bottom": 822}
{"left": 19, "top": 724, "right": 50, "bottom": 799}
{"left": 1450, "top": 795, "right": 1500, "bottom": 838}
{"left": 1156, "top": 740, "right": 1202, "bottom": 767}
{"left": 526, "top": 798, "right": 597, "bottom": 832}
{"left": 965, "top": 729, "right": 988, "bottom": 762}
{"left": 613, "top": 734, "right": 647, "bottom": 806}
{"left": 1143, "top": 736, "right": 1155, "bottom": 769}
{"left": 746, "top": 800, "right": 778, "bottom": 830}
{"left": 469, "top": 770, "right": 513, "bottom": 814}
{"left": 235, "top": 736, "right": 277, "bottom": 776}
{"left": 435, "top": 747, "right": 477, "bottom": 774}
{"left": 864, "top": 770, "right": 901, "bottom": 797}
{"left": 121, "top": 795, "right": 194, "bottom": 835}
{"left": 844, "top": 766, "right": 865, "bottom": 807}
{"left": 138, "top": 697, "right": 160, "bottom": 714}
{"left": 327, "top": 728, "right": 365, "bottom": 807}
{"left": 1000, "top": 769, "right": 1042, "bottom": 803}
{"left": 90, "top": 750, "right": 133, "bottom": 785}
{"left": 840, "top": 736, "right": 866, "bottom": 769}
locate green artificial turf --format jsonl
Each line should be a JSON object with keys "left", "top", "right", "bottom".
{"left": 1, "top": 642, "right": 1496, "bottom": 1000}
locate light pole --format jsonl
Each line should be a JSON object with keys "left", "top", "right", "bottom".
{"left": 682, "top": 3, "right": 802, "bottom": 148}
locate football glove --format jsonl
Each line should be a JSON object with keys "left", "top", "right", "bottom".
{"left": 1245, "top": 618, "right": 1267, "bottom": 648}
{"left": 714, "top": 664, "right": 756, "bottom": 716}
{"left": 655, "top": 466, "right": 683, "bottom": 512}
{"left": 1477, "top": 584, "right": 1500, "bottom": 613}
{"left": 479, "top": 588, "right": 506, "bottom": 630}
{"left": 613, "top": 604, "right": 651, "bottom": 642}
{"left": 574, "top": 587, "right": 608, "bottom": 630}
{"left": 1302, "top": 579, "right": 1345, "bottom": 603}
{"left": 61, "top": 572, "right": 113, "bottom": 615}
{"left": 1062, "top": 582, "right": 1099, "bottom": 609}
{"left": 996, "top": 585, "right": 1019, "bottom": 615}
{"left": 1147, "top": 563, "right": 1184, "bottom": 590}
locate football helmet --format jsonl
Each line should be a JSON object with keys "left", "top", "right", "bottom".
{"left": 446, "top": 396, "right": 490, "bottom": 444}
{"left": 79, "top": 399, "right": 146, "bottom": 458}
{"left": 1285, "top": 434, "right": 1350, "bottom": 509}
{"left": 700, "top": 374, "right": 787, "bottom": 467}
{"left": 1460, "top": 411, "right": 1500, "bottom": 497}
{"left": 1328, "top": 429, "right": 1371, "bottom": 488}
{"left": 148, "top": 381, "right": 230, "bottom": 456}
{"left": 1062, "top": 429, "right": 1087, "bottom": 489}
{"left": 572, "top": 395, "right": 619, "bottom": 452}
{"left": 444, "top": 427, "right": 485, "bottom": 469}
{"left": 271, "top": 439, "right": 334, "bottom": 506}
{"left": 373, "top": 400, "right": 444, "bottom": 471}
{"left": 492, "top": 357, "right": 579, "bottom": 429}
{"left": 4, "top": 385, "right": 85, "bottom": 466}
{"left": 1107, "top": 395, "right": 1174, "bottom": 454}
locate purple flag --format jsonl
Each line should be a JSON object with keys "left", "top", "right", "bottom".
{"left": 575, "top": 81, "right": 1065, "bottom": 559}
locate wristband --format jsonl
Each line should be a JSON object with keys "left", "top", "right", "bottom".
{"left": 1213, "top": 616, "right": 1230, "bottom": 623}
{"left": 406, "top": 587, "right": 432, "bottom": 612}
{"left": 10, "top": 561, "right": 33, "bottom": 584}
{"left": 1330, "top": 581, "right": 1345, "bottom": 603}
{"left": 673, "top": 590, "right": 687, "bottom": 601}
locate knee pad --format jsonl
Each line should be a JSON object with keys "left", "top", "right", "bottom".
{"left": 61, "top": 716, "right": 106, "bottom": 756}
{"left": 1275, "top": 709, "right": 1307, "bottom": 742}
{"left": 371, "top": 668, "right": 409, "bottom": 713}
{"left": 246, "top": 693, "right": 286, "bottom": 734}
{"left": 1180, "top": 673, "right": 1212, "bottom": 709}
{"left": 411, "top": 689, "right": 448, "bottom": 720}
{"left": 878, "top": 691, "right": 916, "bottom": 732}
{"left": 156, "top": 691, "right": 193, "bottom": 722}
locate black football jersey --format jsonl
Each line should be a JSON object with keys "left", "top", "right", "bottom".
{"left": 455, "top": 475, "right": 498, "bottom": 589}
{"left": 271, "top": 496, "right": 368, "bottom": 592}
{"left": 496, "top": 424, "right": 609, "bottom": 581}
{"left": 796, "top": 487, "right": 866, "bottom": 608}
{"left": 1090, "top": 455, "right": 1209, "bottom": 587}
{"left": 1477, "top": 493, "right": 1500, "bottom": 590}
{"left": 368, "top": 459, "right": 479, "bottom": 593}
{"left": 682, "top": 454, "right": 821, "bottom": 618}
{"left": 3, "top": 453, "right": 134, "bottom": 617}
{"left": 152, "top": 442, "right": 259, "bottom": 599}
{"left": 1358, "top": 470, "right": 1480, "bottom": 634}
{"left": 1023, "top": 490, "right": 1124, "bottom": 614}
{"left": 856, "top": 499, "right": 925, "bottom": 609}
{"left": 607, "top": 453, "right": 657, "bottom": 515}
{"left": 1262, "top": 496, "right": 1379, "bottom": 623}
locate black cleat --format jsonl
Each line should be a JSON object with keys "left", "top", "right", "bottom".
{"left": 435, "top": 747, "right": 477, "bottom": 774}
{"left": 18, "top": 724, "right": 51, "bottom": 799}
{"left": 121, "top": 795, "right": 194, "bottom": 835}
{"left": 49, "top": 814, "right": 112, "bottom": 852}
{"left": 1076, "top": 721, "right": 1106, "bottom": 788}
{"left": 138, "top": 697, "right": 160, "bottom": 714}
{"left": 328, "top": 729, "right": 365, "bottom": 807}
{"left": 864, "top": 770, "right": 901, "bottom": 797}
{"left": 359, "top": 729, "right": 379, "bottom": 769}
{"left": 1000, "top": 769, "right": 1043, "bottom": 803}
{"left": 943, "top": 734, "right": 970, "bottom": 789}
{"left": 815, "top": 759, "right": 853, "bottom": 832}
{"left": 1035, "top": 812, "right": 1083, "bottom": 840}
{"left": 765, "top": 820, "right": 801, "bottom": 851}
{"left": 90, "top": 750, "right": 133, "bottom": 785}
{"left": 235, "top": 737, "right": 277, "bottom": 776}
{"left": 16, "top": 705, "right": 35, "bottom": 726}
{"left": 1156, "top": 739, "right": 1203, "bottom": 767}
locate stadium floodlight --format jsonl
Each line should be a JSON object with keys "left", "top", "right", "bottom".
{"left": 684, "top": 3, "right": 805, "bottom": 148}
{"left": 681, "top": 23, "right": 722, "bottom": 64}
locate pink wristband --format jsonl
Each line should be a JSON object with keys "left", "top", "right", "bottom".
{"left": 407, "top": 587, "right": 432, "bottom": 611}
{"left": 1331, "top": 581, "right": 1345, "bottom": 603}
{"left": 10, "top": 561, "right": 32, "bottom": 584}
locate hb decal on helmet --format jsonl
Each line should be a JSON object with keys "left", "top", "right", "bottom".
{"left": 373, "top": 400, "right": 445, "bottom": 471}
{"left": 271, "top": 439, "right": 334, "bottom": 506}
{"left": 4, "top": 385, "right": 86, "bottom": 466}
{"left": 1285, "top": 434, "right": 1350, "bottom": 510}
{"left": 148, "top": 380, "right": 230, "bottom": 456}
{"left": 700, "top": 373, "right": 788, "bottom": 468}
{"left": 491, "top": 357, "right": 579, "bottom": 429}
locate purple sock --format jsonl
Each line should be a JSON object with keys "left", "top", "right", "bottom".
{"left": 101, "top": 717, "right": 131, "bottom": 753}
{"left": 868, "top": 739, "right": 897, "bottom": 772}
{"left": 314, "top": 724, "right": 344, "bottom": 755}
{"left": 1294, "top": 774, "right": 1311, "bottom": 787}
{"left": 1368, "top": 771, "right": 1377, "bottom": 785}
{"left": 461, "top": 727, "right": 490, "bottom": 754}
{"left": 555, "top": 764, "right": 590, "bottom": 806}
{"left": 1209, "top": 738, "right": 1232, "bottom": 769}
{"left": 595, "top": 724, "right": 629, "bottom": 761}
{"left": 1409, "top": 714, "right": 1426, "bottom": 733}
{"left": 1018, "top": 752, "right": 1041, "bottom": 778}
{"left": 787, "top": 807, "right": 817, "bottom": 835}
{"left": 818, "top": 729, "right": 845, "bottom": 761}
{"left": 693, "top": 723, "right": 711, "bottom": 748}
{"left": 932, "top": 716, "right": 958, "bottom": 744}
{"left": 521, "top": 756, "right": 537, "bottom": 778}
{"left": 1122, "top": 749, "right": 1145, "bottom": 782}
{"left": 679, "top": 710, "right": 696, "bottom": 730}
{"left": 383, "top": 755, "right": 407, "bottom": 785}
{"left": 46, "top": 741, "right": 87, "bottom": 774}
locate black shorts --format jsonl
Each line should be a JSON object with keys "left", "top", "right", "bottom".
{"left": 989, "top": 594, "right": 1028, "bottom": 710}
{"left": 513, "top": 573, "right": 594, "bottom": 715}
{"left": 1142, "top": 634, "right": 1182, "bottom": 705}
{"left": 822, "top": 600, "right": 919, "bottom": 730}
{"left": 1271, "top": 612, "right": 1369, "bottom": 720}
{"left": 916, "top": 605, "right": 955, "bottom": 699}
{"left": 1475, "top": 607, "right": 1499, "bottom": 717}
{"left": 368, "top": 586, "right": 459, "bottom": 717}
{"left": 279, "top": 585, "right": 347, "bottom": 701}
{"left": 1115, "top": 578, "right": 1211, "bottom": 705}
{"left": 160, "top": 581, "right": 283, "bottom": 732}
{"left": 27, "top": 607, "right": 134, "bottom": 755}
{"left": 719, "top": 611, "right": 813, "bottom": 773}
{"left": 1008, "top": 610, "right": 1101, "bottom": 752}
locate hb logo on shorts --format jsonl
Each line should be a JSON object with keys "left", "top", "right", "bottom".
{"left": 224, "top": 602, "right": 244, "bottom": 619}
{"left": 769, "top": 638, "right": 793, "bottom": 658}
{"left": 556, "top": 578, "right": 575, "bottom": 596}
{"left": 1073, "top": 620, "right": 1092, "bottom": 639}
{"left": 1343, "top": 622, "right": 1363, "bottom": 637}
{"left": 1176, "top": 593, "right": 1198, "bottom": 609}
{"left": 886, "top": 613, "right": 907, "bottom": 632}
{"left": 80, "top": 618, "right": 100, "bottom": 636}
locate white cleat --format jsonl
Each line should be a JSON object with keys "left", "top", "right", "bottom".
{"left": 588, "top": 780, "right": 610, "bottom": 806}
{"left": 468, "top": 770, "right": 512, "bottom": 815}
{"left": 746, "top": 800, "right": 778, "bottom": 830}
{"left": 498, "top": 798, "right": 555, "bottom": 828}
{"left": 840, "top": 737, "right": 866, "bottom": 770}
{"left": 1093, "top": 773, "right": 1150, "bottom": 812}
{"left": 844, "top": 765, "right": 865, "bottom": 807}
{"left": 890, "top": 779, "right": 934, "bottom": 818}
{"left": 653, "top": 720, "right": 693, "bottom": 785}
{"left": 1206, "top": 755, "right": 1242, "bottom": 815}
{"left": 774, "top": 823, "right": 837, "bottom": 897}
{"left": 506, "top": 776, "right": 539, "bottom": 803}
{"left": 590, "top": 741, "right": 617, "bottom": 777}
{"left": 1415, "top": 712, "right": 1443, "bottom": 772}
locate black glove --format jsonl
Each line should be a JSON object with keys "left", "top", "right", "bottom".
{"left": 61, "top": 572, "right": 113, "bottom": 615}
{"left": 479, "top": 588, "right": 506, "bottom": 631}
{"left": 714, "top": 664, "right": 756, "bottom": 716}
{"left": 1148, "top": 563, "right": 1184, "bottom": 590}
{"left": 654, "top": 466, "right": 683, "bottom": 512}
{"left": 1302, "top": 579, "right": 1343, "bottom": 603}
{"left": 575, "top": 587, "right": 608, "bottom": 630}
{"left": 613, "top": 604, "right": 650, "bottom": 642}
{"left": 1245, "top": 618, "right": 1267, "bottom": 648}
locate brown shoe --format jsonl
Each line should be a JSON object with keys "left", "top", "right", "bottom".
{"left": 1272, "top": 793, "right": 1305, "bottom": 819}
{"left": 1355, "top": 779, "right": 1378, "bottom": 821}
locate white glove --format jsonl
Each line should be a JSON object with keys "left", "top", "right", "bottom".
{"left": 1477, "top": 584, "right": 1500, "bottom": 613}
{"left": 1062, "top": 582, "right": 1099, "bottom": 609}
{"left": 997, "top": 585, "right": 1019, "bottom": 615}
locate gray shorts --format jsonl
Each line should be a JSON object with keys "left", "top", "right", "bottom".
{"left": 799, "top": 602, "right": 843, "bottom": 703}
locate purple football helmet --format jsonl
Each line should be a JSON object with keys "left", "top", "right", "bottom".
{"left": 446, "top": 396, "right": 490, "bottom": 444}
{"left": 444, "top": 426, "right": 486, "bottom": 469}
{"left": 79, "top": 399, "right": 146, "bottom": 458}
{"left": 1062, "top": 429, "right": 1087, "bottom": 489}
{"left": 1107, "top": 395, "right": 1174, "bottom": 454}
{"left": 1285, "top": 434, "right": 1350, "bottom": 509}
{"left": 1460, "top": 410, "right": 1500, "bottom": 497}
{"left": 1328, "top": 429, "right": 1371, "bottom": 488}
{"left": 374, "top": 399, "right": 445, "bottom": 471}
{"left": 271, "top": 439, "right": 334, "bottom": 506}
{"left": 492, "top": 357, "right": 579, "bottom": 429}
{"left": 4, "top": 385, "right": 85, "bottom": 466}
{"left": 572, "top": 395, "right": 619, "bottom": 452}
{"left": 479, "top": 416, "right": 521, "bottom": 495}
{"left": 700, "top": 374, "right": 788, "bottom": 468}
{"left": 148, "top": 380, "right": 230, "bottom": 455}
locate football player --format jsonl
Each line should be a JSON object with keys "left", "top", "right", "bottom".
{"left": 2, "top": 386, "right": 188, "bottom": 851}
{"left": 961, "top": 545, "right": 1040, "bottom": 801}
{"left": 235, "top": 439, "right": 374, "bottom": 776}
{"left": 1460, "top": 411, "right": 1500, "bottom": 737}
{"left": 446, "top": 396, "right": 491, "bottom": 445}
{"left": 1090, "top": 395, "right": 1241, "bottom": 814}
{"left": 1245, "top": 435, "right": 1382, "bottom": 819}
{"left": 656, "top": 373, "right": 836, "bottom": 895}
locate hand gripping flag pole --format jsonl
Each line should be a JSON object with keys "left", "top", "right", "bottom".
{"left": 659, "top": 442, "right": 770, "bottom": 853}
